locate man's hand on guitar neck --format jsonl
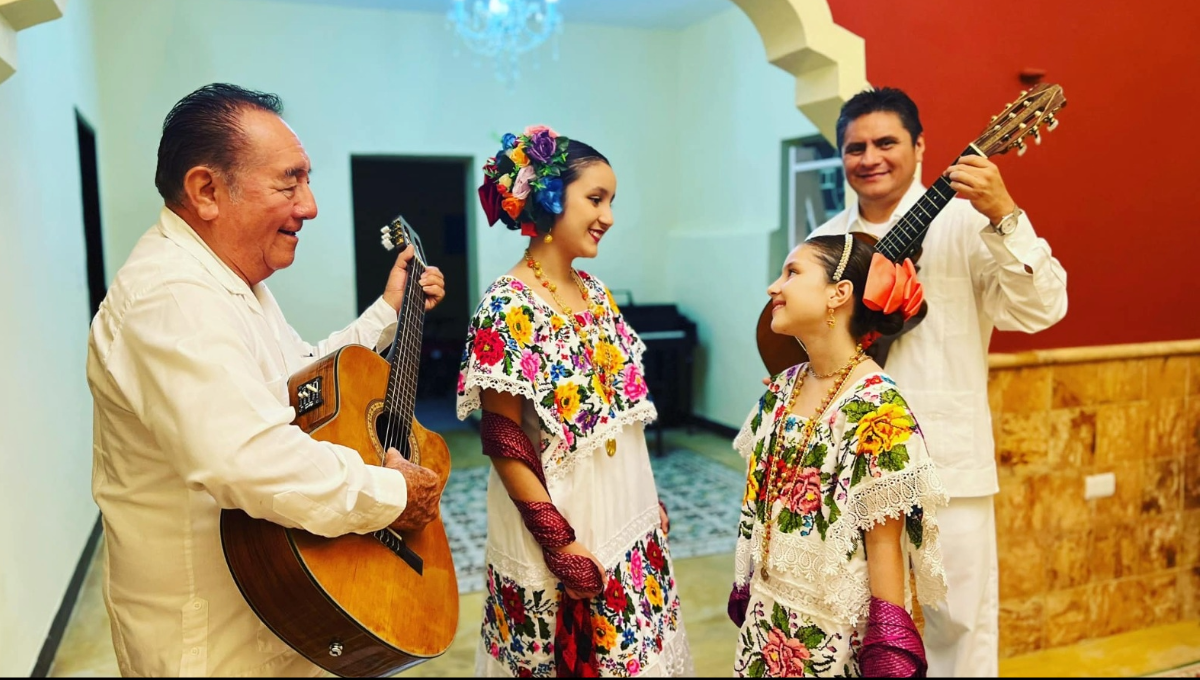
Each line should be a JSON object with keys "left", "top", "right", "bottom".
{"left": 945, "top": 154, "right": 1017, "bottom": 225}
{"left": 385, "top": 448, "right": 446, "bottom": 532}
{"left": 383, "top": 244, "right": 447, "bottom": 313}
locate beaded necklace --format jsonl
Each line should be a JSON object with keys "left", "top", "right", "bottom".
{"left": 524, "top": 249, "right": 618, "bottom": 457}
{"left": 759, "top": 346, "right": 865, "bottom": 581}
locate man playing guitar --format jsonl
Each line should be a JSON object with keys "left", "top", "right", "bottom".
{"left": 807, "top": 87, "right": 1068, "bottom": 677}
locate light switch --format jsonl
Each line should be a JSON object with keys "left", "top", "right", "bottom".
{"left": 1085, "top": 472, "right": 1116, "bottom": 499}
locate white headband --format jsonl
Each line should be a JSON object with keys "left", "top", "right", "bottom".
{"left": 832, "top": 233, "right": 853, "bottom": 281}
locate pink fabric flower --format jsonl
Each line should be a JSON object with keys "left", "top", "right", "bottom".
{"left": 512, "top": 164, "right": 536, "bottom": 200}
{"left": 457, "top": 372, "right": 465, "bottom": 395}
{"left": 520, "top": 349, "right": 542, "bottom": 383}
{"left": 763, "top": 629, "right": 811, "bottom": 677}
{"left": 626, "top": 659, "right": 641, "bottom": 675}
{"left": 524, "top": 123, "right": 558, "bottom": 137}
{"left": 622, "top": 364, "right": 648, "bottom": 400}
{"left": 615, "top": 320, "right": 633, "bottom": 346}
{"left": 782, "top": 467, "right": 822, "bottom": 515}
{"left": 631, "top": 549, "right": 645, "bottom": 590}
{"left": 510, "top": 278, "right": 525, "bottom": 291}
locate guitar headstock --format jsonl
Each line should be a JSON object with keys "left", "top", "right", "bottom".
{"left": 972, "top": 83, "right": 1066, "bottom": 158}
{"left": 379, "top": 215, "right": 427, "bottom": 266}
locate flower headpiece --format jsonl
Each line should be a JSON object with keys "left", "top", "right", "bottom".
{"left": 477, "top": 125, "right": 571, "bottom": 238}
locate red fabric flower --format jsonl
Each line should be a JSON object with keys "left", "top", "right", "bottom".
{"left": 647, "top": 540, "right": 665, "bottom": 572}
{"left": 501, "top": 584, "right": 527, "bottom": 625}
{"left": 520, "top": 222, "right": 539, "bottom": 237}
{"left": 473, "top": 327, "right": 506, "bottom": 366}
{"left": 478, "top": 179, "right": 504, "bottom": 226}
{"left": 603, "top": 575, "right": 627, "bottom": 612}
{"left": 863, "top": 253, "right": 924, "bottom": 320}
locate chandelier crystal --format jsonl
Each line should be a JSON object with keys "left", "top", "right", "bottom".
{"left": 448, "top": 0, "right": 563, "bottom": 87}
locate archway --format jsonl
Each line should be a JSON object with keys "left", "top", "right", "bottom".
{"left": 727, "top": 0, "right": 867, "bottom": 144}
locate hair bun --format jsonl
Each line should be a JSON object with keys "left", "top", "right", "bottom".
{"left": 477, "top": 126, "right": 571, "bottom": 237}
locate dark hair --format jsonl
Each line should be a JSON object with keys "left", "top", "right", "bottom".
{"left": 835, "top": 87, "right": 923, "bottom": 151}
{"left": 155, "top": 83, "right": 284, "bottom": 206}
{"left": 805, "top": 235, "right": 905, "bottom": 339}
{"left": 492, "top": 138, "right": 610, "bottom": 234}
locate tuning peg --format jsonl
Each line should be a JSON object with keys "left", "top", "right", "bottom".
{"left": 1046, "top": 115, "right": 1059, "bottom": 131}
{"left": 1020, "top": 89, "right": 1029, "bottom": 98}
{"left": 1033, "top": 129, "right": 1042, "bottom": 145}
{"left": 1016, "top": 141, "right": 1028, "bottom": 156}
{"left": 991, "top": 115, "right": 997, "bottom": 122}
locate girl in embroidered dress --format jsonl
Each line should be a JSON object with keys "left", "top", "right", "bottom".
{"left": 458, "top": 126, "right": 693, "bottom": 677}
{"left": 729, "top": 235, "right": 949, "bottom": 678}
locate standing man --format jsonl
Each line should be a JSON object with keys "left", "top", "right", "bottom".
{"left": 808, "top": 87, "right": 1068, "bottom": 676}
{"left": 88, "top": 83, "right": 447, "bottom": 676}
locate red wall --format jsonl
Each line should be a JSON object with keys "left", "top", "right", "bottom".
{"left": 826, "top": 0, "right": 1200, "bottom": 352}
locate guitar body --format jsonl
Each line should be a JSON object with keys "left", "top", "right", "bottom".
{"left": 221, "top": 344, "right": 458, "bottom": 677}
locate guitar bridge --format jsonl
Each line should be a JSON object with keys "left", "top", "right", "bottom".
{"left": 295, "top": 376, "right": 324, "bottom": 415}
{"left": 371, "top": 528, "right": 424, "bottom": 575}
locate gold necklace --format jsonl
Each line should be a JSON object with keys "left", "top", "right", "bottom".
{"left": 525, "top": 249, "right": 618, "bottom": 457}
{"left": 759, "top": 346, "right": 864, "bottom": 581}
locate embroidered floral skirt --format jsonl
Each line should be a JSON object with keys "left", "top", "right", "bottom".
{"left": 474, "top": 423, "right": 693, "bottom": 677}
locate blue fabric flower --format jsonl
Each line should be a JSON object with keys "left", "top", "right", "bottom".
{"left": 535, "top": 177, "right": 564, "bottom": 215}
{"left": 621, "top": 627, "right": 636, "bottom": 647}
{"left": 550, "top": 364, "right": 568, "bottom": 381}
{"left": 501, "top": 132, "right": 518, "bottom": 149}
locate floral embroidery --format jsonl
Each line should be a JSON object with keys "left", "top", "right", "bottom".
{"left": 734, "top": 600, "right": 849, "bottom": 678}
{"left": 731, "top": 368, "right": 947, "bottom": 676}
{"left": 481, "top": 531, "right": 682, "bottom": 677}
{"left": 457, "top": 273, "right": 656, "bottom": 473}
{"left": 506, "top": 306, "right": 534, "bottom": 346}
{"left": 473, "top": 326, "right": 506, "bottom": 366}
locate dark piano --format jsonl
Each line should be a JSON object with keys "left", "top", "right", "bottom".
{"left": 615, "top": 296, "right": 698, "bottom": 456}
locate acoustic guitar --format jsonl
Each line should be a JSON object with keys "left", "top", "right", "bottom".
{"left": 756, "top": 82, "right": 1067, "bottom": 376}
{"left": 220, "top": 216, "right": 458, "bottom": 677}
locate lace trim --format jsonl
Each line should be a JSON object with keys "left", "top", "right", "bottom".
{"left": 594, "top": 505, "right": 662, "bottom": 567}
{"left": 825, "top": 461, "right": 950, "bottom": 611}
{"left": 733, "top": 465, "right": 948, "bottom": 625}
{"left": 484, "top": 544, "right": 558, "bottom": 588}
{"left": 458, "top": 374, "right": 658, "bottom": 484}
{"left": 544, "top": 401, "right": 658, "bottom": 483}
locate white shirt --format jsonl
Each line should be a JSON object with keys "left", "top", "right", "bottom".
{"left": 809, "top": 180, "right": 1067, "bottom": 496}
{"left": 87, "top": 207, "right": 409, "bottom": 677}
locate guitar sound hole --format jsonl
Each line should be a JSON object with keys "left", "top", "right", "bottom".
{"left": 374, "top": 411, "right": 410, "bottom": 460}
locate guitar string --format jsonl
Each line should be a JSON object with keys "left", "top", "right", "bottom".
{"left": 383, "top": 229, "right": 427, "bottom": 457}
{"left": 385, "top": 241, "right": 422, "bottom": 454}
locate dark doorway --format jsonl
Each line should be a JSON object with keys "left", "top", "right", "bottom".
{"left": 76, "top": 111, "right": 106, "bottom": 319}
{"left": 350, "top": 156, "right": 472, "bottom": 432}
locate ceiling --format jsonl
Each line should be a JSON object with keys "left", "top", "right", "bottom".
{"left": 264, "top": 0, "right": 733, "bottom": 30}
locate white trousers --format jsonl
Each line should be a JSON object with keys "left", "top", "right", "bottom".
{"left": 920, "top": 495, "right": 999, "bottom": 677}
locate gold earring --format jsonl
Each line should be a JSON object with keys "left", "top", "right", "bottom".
{"left": 544, "top": 233, "right": 553, "bottom": 244}
{"left": 827, "top": 308, "right": 836, "bottom": 329}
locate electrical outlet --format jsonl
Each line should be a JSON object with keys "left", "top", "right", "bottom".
{"left": 1085, "top": 472, "right": 1116, "bottom": 499}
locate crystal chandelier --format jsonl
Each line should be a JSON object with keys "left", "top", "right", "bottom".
{"left": 448, "top": 0, "right": 563, "bottom": 87}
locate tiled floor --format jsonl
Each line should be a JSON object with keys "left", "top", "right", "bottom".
{"left": 48, "top": 427, "right": 1200, "bottom": 677}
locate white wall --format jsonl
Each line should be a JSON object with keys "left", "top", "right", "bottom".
{"left": 0, "top": 0, "right": 102, "bottom": 674}
{"left": 91, "top": 0, "right": 683, "bottom": 341}
{"left": 90, "top": 1, "right": 813, "bottom": 430}
{"left": 667, "top": 6, "right": 817, "bottom": 427}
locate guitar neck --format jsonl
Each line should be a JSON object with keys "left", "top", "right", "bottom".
{"left": 381, "top": 259, "right": 427, "bottom": 450}
{"left": 873, "top": 145, "right": 981, "bottom": 263}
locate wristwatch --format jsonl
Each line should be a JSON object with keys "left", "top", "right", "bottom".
{"left": 990, "top": 205, "right": 1023, "bottom": 236}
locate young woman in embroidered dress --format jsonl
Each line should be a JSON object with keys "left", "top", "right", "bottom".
{"left": 728, "top": 235, "right": 949, "bottom": 677}
{"left": 458, "top": 125, "right": 693, "bottom": 677}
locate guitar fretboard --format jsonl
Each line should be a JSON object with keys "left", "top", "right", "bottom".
{"left": 873, "top": 145, "right": 981, "bottom": 263}
{"left": 381, "top": 255, "right": 427, "bottom": 455}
